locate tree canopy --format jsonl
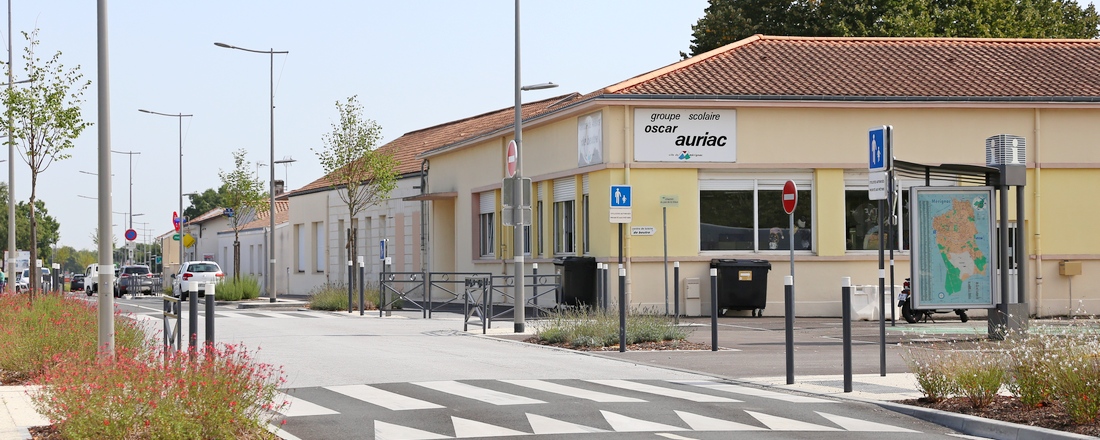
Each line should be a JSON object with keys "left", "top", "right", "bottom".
{"left": 183, "top": 185, "right": 229, "bottom": 221}
{"left": 683, "top": 0, "right": 1100, "bottom": 57}
{"left": 0, "top": 182, "right": 60, "bottom": 263}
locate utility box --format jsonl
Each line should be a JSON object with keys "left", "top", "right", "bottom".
{"left": 1059, "top": 261, "right": 1082, "bottom": 276}
{"left": 553, "top": 256, "right": 596, "bottom": 306}
{"left": 684, "top": 277, "right": 701, "bottom": 316}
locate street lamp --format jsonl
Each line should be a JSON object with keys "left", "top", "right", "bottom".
{"left": 512, "top": 0, "right": 558, "bottom": 333}
{"left": 215, "top": 41, "right": 289, "bottom": 302}
{"left": 112, "top": 150, "right": 141, "bottom": 233}
{"left": 138, "top": 109, "right": 193, "bottom": 279}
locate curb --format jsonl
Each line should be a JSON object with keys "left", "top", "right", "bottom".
{"left": 873, "top": 399, "right": 1097, "bottom": 440}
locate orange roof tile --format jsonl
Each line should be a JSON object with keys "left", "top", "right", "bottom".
{"left": 287, "top": 93, "right": 585, "bottom": 197}
{"left": 605, "top": 35, "right": 1100, "bottom": 99}
{"left": 235, "top": 200, "right": 290, "bottom": 231}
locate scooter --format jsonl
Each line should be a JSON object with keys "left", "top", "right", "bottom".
{"left": 898, "top": 278, "right": 968, "bottom": 323}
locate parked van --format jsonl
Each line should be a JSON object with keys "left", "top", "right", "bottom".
{"left": 84, "top": 263, "right": 119, "bottom": 296}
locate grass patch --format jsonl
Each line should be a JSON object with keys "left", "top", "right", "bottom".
{"left": 308, "top": 282, "right": 380, "bottom": 311}
{"left": 532, "top": 307, "right": 689, "bottom": 348}
{"left": 217, "top": 275, "right": 261, "bottom": 301}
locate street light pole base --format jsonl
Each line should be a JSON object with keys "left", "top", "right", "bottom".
{"left": 514, "top": 323, "right": 524, "bottom": 333}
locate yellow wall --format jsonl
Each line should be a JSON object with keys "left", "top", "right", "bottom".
{"left": 815, "top": 169, "right": 846, "bottom": 257}
{"left": 1035, "top": 169, "right": 1100, "bottom": 255}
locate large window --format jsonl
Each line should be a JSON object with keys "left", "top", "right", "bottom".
{"left": 296, "top": 224, "right": 305, "bottom": 272}
{"left": 554, "top": 200, "right": 575, "bottom": 254}
{"left": 700, "top": 177, "right": 812, "bottom": 252}
{"left": 536, "top": 200, "right": 544, "bottom": 256}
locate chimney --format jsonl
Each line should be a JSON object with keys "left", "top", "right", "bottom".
{"left": 274, "top": 180, "right": 285, "bottom": 196}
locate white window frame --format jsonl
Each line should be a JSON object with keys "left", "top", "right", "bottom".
{"left": 699, "top": 172, "right": 814, "bottom": 253}
{"left": 296, "top": 224, "right": 306, "bottom": 272}
{"left": 554, "top": 200, "right": 575, "bottom": 255}
{"left": 479, "top": 191, "right": 496, "bottom": 258}
{"left": 314, "top": 221, "right": 325, "bottom": 272}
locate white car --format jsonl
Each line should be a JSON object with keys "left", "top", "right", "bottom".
{"left": 172, "top": 261, "right": 224, "bottom": 300}
{"left": 16, "top": 268, "right": 51, "bottom": 292}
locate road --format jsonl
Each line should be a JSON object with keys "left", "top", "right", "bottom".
{"left": 101, "top": 295, "right": 971, "bottom": 440}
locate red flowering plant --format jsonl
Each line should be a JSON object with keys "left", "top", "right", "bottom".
{"left": 31, "top": 343, "right": 288, "bottom": 439}
{"left": 0, "top": 292, "right": 150, "bottom": 382}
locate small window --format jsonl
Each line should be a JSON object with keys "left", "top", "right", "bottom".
{"left": 554, "top": 200, "right": 575, "bottom": 254}
{"left": 480, "top": 213, "right": 495, "bottom": 257}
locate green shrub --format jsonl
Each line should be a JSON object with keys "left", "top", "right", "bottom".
{"left": 901, "top": 346, "right": 957, "bottom": 403}
{"left": 216, "top": 275, "right": 261, "bottom": 301}
{"left": 532, "top": 307, "right": 689, "bottom": 348}
{"left": 308, "top": 283, "right": 379, "bottom": 311}
{"left": 950, "top": 348, "right": 1006, "bottom": 409}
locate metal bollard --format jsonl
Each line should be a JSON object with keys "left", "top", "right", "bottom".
{"left": 673, "top": 262, "right": 680, "bottom": 325}
{"left": 205, "top": 282, "right": 215, "bottom": 348}
{"left": 785, "top": 275, "right": 794, "bottom": 385}
{"left": 842, "top": 277, "right": 853, "bottom": 393}
{"left": 358, "top": 257, "right": 365, "bottom": 316}
{"left": 188, "top": 280, "right": 198, "bottom": 356}
{"left": 603, "top": 263, "right": 610, "bottom": 311}
{"left": 618, "top": 266, "right": 626, "bottom": 353}
{"left": 348, "top": 260, "right": 354, "bottom": 314}
{"left": 711, "top": 268, "right": 718, "bottom": 351}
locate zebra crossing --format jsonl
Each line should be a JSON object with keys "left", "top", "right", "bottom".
{"left": 276, "top": 379, "right": 920, "bottom": 439}
{"left": 132, "top": 309, "right": 342, "bottom": 322}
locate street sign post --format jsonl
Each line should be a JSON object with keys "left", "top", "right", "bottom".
{"left": 782, "top": 180, "right": 798, "bottom": 384}
{"left": 659, "top": 194, "right": 679, "bottom": 316}
{"left": 868, "top": 126, "right": 893, "bottom": 200}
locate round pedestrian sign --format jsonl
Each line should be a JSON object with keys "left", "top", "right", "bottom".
{"left": 506, "top": 140, "right": 518, "bottom": 177}
{"left": 782, "top": 180, "right": 798, "bottom": 215}
{"left": 125, "top": 229, "right": 137, "bottom": 241}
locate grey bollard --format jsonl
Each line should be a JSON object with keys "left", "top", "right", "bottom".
{"left": 842, "top": 277, "right": 853, "bottom": 393}
{"left": 618, "top": 266, "right": 626, "bottom": 352}
{"left": 785, "top": 275, "right": 794, "bottom": 385}
{"left": 673, "top": 262, "right": 680, "bottom": 325}
{"left": 205, "top": 282, "right": 215, "bottom": 347}
{"left": 711, "top": 268, "right": 718, "bottom": 352}
{"left": 188, "top": 280, "right": 198, "bottom": 356}
{"left": 348, "top": 260, "right": 354, "bottom": 314}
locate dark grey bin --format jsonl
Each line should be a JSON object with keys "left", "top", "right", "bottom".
{"left": 710, "top": 259, "right": 772, "bottom": 316}
{"left": 553, "top": 256, "right": 597, "bottom": 306}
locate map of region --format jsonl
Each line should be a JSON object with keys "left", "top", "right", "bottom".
{"left": 914, "top": 189, "right": 994, "bottom": 307}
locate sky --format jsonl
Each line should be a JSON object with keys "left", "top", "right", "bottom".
{"left": 6, "top": 0, "right": 709, "bottom": 252}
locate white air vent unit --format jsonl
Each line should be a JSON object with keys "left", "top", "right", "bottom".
{"left": 985, "top": 134, "right": 1026, "bottom": 166}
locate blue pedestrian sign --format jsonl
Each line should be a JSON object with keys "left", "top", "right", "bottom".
{"left": 868, "top": 126, "right": 892, "bottom": 172}
{"left": 611, "top": 185, "right": 632, "bottom": 208}
{"left": 379, "top": 239, "right": 387, "bottom": 261}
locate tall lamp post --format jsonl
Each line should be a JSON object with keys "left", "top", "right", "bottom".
{"left": 215, "top": 42, "right": 288, "bottom": 302}
{"left": 138, "top": 109, "right": 192, "bottom": 278}
{"left": 3, "top": 75, "right": 30, "bottom": 293}
{"left": 512, "top": 0, "right": 557, "bottom": 333}
{"left": 112, "top": 150, "right": 141, "bottom": 261}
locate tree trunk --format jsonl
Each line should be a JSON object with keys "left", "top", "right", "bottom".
{"left": 233, "top": 239, "right": 240, "bottom": 282}
{"left": 29, "top": 179, "right": 38, "bottom": 302}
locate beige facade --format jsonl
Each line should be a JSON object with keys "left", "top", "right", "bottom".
{"left": 421, "top": 101, "right": 1100, "bottom": 318}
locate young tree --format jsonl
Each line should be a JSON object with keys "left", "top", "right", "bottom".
{"left": 1, "top": 29, "right": 91, "bottom": 298}
{"left": 218, "top": 149, "right": 268, "bottom": 280}
{"left": 313, "top": 96, "right": 398, "bottom": 288}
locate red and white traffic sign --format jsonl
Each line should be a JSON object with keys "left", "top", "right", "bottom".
{"left": 506, "top": 140, "right": 518, "bottom": 177}
{"left": 173, "top": 211, "right": 181, "bottom": 232}
{"left": 782, "top": 180, "right": 798, "bottom": 214}
{"left": 125, "top": 229, "right": 137, "bottom": 242}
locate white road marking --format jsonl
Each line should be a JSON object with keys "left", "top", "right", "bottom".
{"left": 675, "top": 410, "right": 765, "bottom": 431}
{"left": 817, "top": 412, "right": 919, "bottom": 432}
{"left": 670, "top": 380, "right": 834, "bottom": 403}
{"left": 600, "top": 410, "right": 686, "bottom": 432}
{"left": 745, "top": 410, "right": 840, "bottom": 431}
{"left": 248, "top": 311, "right": 297, "bottom": 318}
{"left": 375, "top": 420, "right": 451, "bottom": 440}
{"left": 451, "top": 416, "right": 529, "bottom": 438}
{"left": 655, "top": 434, "right": 700, "bottom": 440}
{"left": 525, "top": 413, "right": 607, "bottom": 434}
{"left": 275, "top": 393, "right": 339, "bottom": 417}
{"left": 414, "top": 381, "right": 545, "bottom": 406}
{"left": 326, "top": 384, "right": 444, "bottom": 411}
{"left": 213, "top": 311, "right": 255, "bottom": 319}
{"left": 501, "top": 379, "right": 646, "bottom": 403}
{"left": 586, "top": 379, "right": 739, "bottom": 403}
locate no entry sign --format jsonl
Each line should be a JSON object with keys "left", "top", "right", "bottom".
{"left": 506, "top": 140, "right": 518, "bottom": 177}
{"left": 782, "top": 180, "right": 797, "bottom": 215}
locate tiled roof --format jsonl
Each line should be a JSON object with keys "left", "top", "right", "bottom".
{"left": 234, "top": 200, "right": 290, "bottom": 231}
{"left": 287, "top": 93, "right": 585, "bottom": 197}
{"left": 605, "top": 35, "right": 1100, "bottom": 99}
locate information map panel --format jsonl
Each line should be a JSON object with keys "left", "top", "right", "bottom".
{"left": 910, "top": 187, "right": 997, "bottom": 309}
